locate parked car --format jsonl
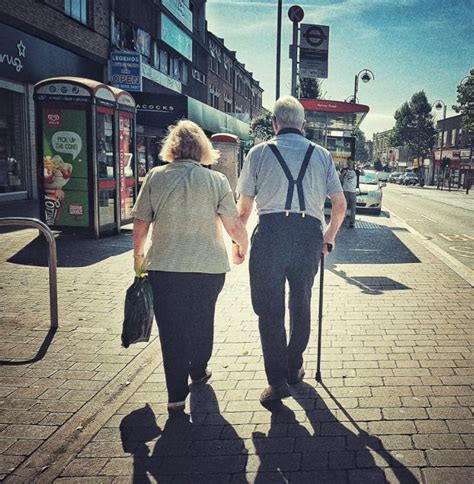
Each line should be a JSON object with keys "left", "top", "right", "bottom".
{"left": 356, "top": 170, "right": 383, "bottom": 215}
{"left": 388, "top": 171, "right": 402, "bottom": 183}
{"left": 402, "top": 172, "right": 419, "bottom": 185}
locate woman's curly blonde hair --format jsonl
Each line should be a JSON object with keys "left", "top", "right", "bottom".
{"left": 159, "top": 119, "right": 220, "bottom": 165}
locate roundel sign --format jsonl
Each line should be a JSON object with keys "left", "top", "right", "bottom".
{"left": 288, "top": 5, "right": 304, "bottom": 23}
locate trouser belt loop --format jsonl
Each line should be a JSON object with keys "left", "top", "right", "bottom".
{"left": 301, "top": 211, "right": 306, "bottom": 218}
{"left": 286, "top": 211, "right": 290, "bottom": 217}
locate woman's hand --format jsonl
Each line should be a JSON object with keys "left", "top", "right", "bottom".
{"left": 134, "top": 255, "right": 146, "bottom": 275}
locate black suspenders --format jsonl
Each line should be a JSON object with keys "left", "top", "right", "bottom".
{"left": 268, "top": 142, "right": 315, "bottom": 216}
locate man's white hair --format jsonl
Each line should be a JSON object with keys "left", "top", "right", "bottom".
{"left": 273, "top": 96, "right": 305, "bottom": 129}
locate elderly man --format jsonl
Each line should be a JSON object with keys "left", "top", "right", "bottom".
{"left": 236, "top": 96, "right": 346, "bottom": 404}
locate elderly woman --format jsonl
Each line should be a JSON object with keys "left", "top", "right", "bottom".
{"left": 132, "top": 120, "right": 248, "bottom": 414}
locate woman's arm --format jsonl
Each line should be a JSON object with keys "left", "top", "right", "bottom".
{"left": 133, "top": 218, "right": 151, "bottom": 272}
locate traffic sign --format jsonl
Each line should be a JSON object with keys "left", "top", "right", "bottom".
{"left": 300, "top": 24, "right": 329, "bottom": 50}
{"left": 299, "top": 24, "right": 330, "bottom": 79}
{"left": 288, "top": 5, "right": 304, "bottom": 23}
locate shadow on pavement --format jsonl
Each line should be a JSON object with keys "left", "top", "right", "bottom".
{"left": 252, "top": 382, "right": 418, "bottom": 483}
{"left": 7, "top": 232, "right": 132, "bottom": 268}
{"left": 0, "top": 328, "right": 57, "bottom": 366}
{"left": 120, "top": 385, "right": 248, "bottom": 482}
{"left": 321, "top": 219, "right": 418, "bottom": 295}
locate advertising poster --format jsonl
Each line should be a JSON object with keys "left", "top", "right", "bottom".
{"left": 42, "top": 108, "right": 89, "bottom": 227}
{"left": 119, "top": 113, "right": 135, "bottom": 221}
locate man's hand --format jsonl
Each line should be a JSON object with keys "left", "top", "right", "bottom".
{"left": 232, "top": 243, "right": 247, "bottom": 265}
{"left": 322, "top": 238, "right": 334, "bottom": 256}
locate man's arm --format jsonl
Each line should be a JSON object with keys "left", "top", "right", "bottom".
{"left": 133, "top": 218, "right": 151, "bottom": 272}
{"left": 237, "top": 195, "right": 255, "bottom": 226}
{"left": 323, "top": 192, "right": 346, "bottom": 256}
{"left": 219, "top": 213, "right": 249, "bottom": 264}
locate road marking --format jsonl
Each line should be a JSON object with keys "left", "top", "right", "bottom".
{"left": 405, "top": 207, "right": 417, "bottom": 213}
{"left": 439, "top": 233, "right": 474, "bottom": 242}
{"left": 420, "top": 214, "right": 437, "bottom": 222}
{"left": 449, "top": 246, "right": 474, "bottom": 258}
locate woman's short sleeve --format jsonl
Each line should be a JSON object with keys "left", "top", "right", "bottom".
{"left": 216, "top": 174, "right": 239, "bottom": 217}
{"left": 131, "top": 172, "right": 154, "bottom": 221}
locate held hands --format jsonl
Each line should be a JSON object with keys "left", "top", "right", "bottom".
{"left": 232, "top": 242, "right": 247, "bottom": 265}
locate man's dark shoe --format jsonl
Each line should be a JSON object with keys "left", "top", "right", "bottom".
{"left": 288, "top": 367, "right": 305, "bottom": 385}
{"left": 191, "top": 368, "right": 212, "bottom": 385}
{"left": 260, "top": 383, "right": 291, "bottom": 404}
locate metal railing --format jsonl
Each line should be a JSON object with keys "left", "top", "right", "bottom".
{"left": 0, "top": 217, "right": 58, "bottom": 328}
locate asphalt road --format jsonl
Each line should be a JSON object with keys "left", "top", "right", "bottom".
{"left": 381, "top": 183, "right": 474, "bottom": 270}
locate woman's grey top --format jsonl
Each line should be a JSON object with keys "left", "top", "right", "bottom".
{"left": 132, "top": 160, "right": 239, "bottom": 273}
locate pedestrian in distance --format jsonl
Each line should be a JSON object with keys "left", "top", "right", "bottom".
{"left": 236, "top": 96, "right": 347, "bottom": 405}
{"left": 340, "top": 156, "right": 359, "bottom": 228}
{"left": 132, "top": 120, "right": 248, "bottom": 415}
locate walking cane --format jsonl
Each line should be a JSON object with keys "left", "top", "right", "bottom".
{"left": 315, "top": 242, "right": 332, "bottom": 383}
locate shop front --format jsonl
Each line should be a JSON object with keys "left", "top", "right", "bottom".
{"left": 0, "top": 22, "right": 102, "bottom": 205}
{"left": 133, "top": 92, "right": 250, "bottom": 184}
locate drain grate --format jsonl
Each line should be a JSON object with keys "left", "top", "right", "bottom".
{"left": 353, "top": 221, "right": 386, "bottom": 230}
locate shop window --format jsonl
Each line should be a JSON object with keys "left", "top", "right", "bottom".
{"left": 134, "top": 28, "right": 151, "bottom": 61}
{"left": 113, "top": 19, "right": 134, "bottom": 50}
{"left": 0, "top": 89, "right": 26, "bottom": 194}
{"left": 64, "top": 0, "right": 88, "bottom": 25}
{"left": 159, "top": 49, "right": 169, "bottom": 75}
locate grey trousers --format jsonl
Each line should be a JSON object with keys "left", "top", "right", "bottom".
{"left": 344, "top": 191, "right": 357, "bottom": 225}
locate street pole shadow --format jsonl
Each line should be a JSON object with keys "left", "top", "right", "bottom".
{"left": 120, "top": 386, "right": 248, "bottom": 483}
{"left": 0, "top": 328, "right": 57, "bottom": 366}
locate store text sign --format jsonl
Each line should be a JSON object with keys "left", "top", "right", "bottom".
{"left": 110, "top": 52, "right": 142, "bottom": 92}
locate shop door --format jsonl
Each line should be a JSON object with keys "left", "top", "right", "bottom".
{"left": 96, "top": 107, "right": 116, "bottom": 230}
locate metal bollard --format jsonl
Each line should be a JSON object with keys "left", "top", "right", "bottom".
{"left": 0, "top": 217, "right": 58, "bottom": 328}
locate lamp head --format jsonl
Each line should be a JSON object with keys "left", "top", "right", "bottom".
{"left": 434, "top": 101, "right": 444, "bottom": 110}
{"left": 361, "top": 71, "right": 372, "bottom": 83}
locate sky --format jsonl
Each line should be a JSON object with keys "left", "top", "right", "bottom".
{"left": 206, "top": 0, "right": 473, "bottom": 138}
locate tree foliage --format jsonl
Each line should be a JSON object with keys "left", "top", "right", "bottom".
{"left": 452, "top": 68, "right": 474, "bottom": 136}
{"left": 354, "top": 128, "right": 369, "bottom": 162}
{"left": 390, "top": 91, "right": 436, "bottom": 159}
{"left": 250, "top": 112, "right": 273, "bottom": 141}
{"left": 298, "top": 78, "right": 322, "bottom": 99}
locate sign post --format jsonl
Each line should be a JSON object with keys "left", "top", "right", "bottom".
{"left": 288, "top": 5, "right": 304, "bottom": 97}
{"left": 299, "top": 24, "right": 329, "bottom": 79}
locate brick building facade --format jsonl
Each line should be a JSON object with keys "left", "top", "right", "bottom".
{"left": 0, "top": 0, "right": 265, "bottom": 206}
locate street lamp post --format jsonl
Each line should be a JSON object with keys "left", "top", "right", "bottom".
{"left": 353, "top": 69, "right": 375, "bottom": 103}
{"left": 433, "top": 100, "right": 447, "bottom": 189}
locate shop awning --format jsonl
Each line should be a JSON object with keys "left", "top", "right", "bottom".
{"left": 299, "top": 99, "right": 369, "bottom": 132}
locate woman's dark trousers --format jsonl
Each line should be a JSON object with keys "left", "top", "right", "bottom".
{"left": 148, "top": 271, "right": 225, "bottom": 404}
{"left": 249, "top": 213, "right": 323, "bottom": 386}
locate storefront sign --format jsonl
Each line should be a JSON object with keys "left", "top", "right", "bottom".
{"left": 141, "top": 62, "right": 182, "bottom": 93}
{"left": 0, "top": 23, "right": 102, "bottom": 83}
{"left": 161, "top": 13, "right": 192, "bottom": 61}
{"left": 162, "top": 0, "right": 193, "bottom": 31}
{"left": 134, "top": 92, "right": 187, "bottom": 127}
{"left": 110, "top": 52, "right": 142, "bottom": 92}
{"left": 42, "top": 108, "right": 89, "bottom": 227}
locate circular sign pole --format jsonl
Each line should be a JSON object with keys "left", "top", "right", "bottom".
{"left": 276, "top": 0, "right": 283, "bottom": 100}
{"left": 288, "top": 6, "right": 304, "bottom": 98}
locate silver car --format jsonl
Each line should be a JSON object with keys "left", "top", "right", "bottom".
{"left": 356, "top": 170, "right": 383, "bottom": 215}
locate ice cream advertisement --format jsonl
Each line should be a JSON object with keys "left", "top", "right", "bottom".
{"left": 42, "top": 108, "right": 89, "bottom": 227}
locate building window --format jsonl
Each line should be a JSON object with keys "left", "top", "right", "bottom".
{"left": 64, "top": 0, "right": 88, "bottom": 25}
{"left": 0, "top": 89, "right": 27, "bottom": 195}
